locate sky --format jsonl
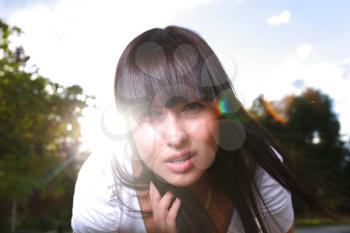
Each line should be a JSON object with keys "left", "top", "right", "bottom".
{"left": 1, "top": 0, "right": 350, "bottom": 156}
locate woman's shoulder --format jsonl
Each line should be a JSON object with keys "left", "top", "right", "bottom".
{"left": 228, "top": 166, "right": 294, "bottom": 233}
{"left": 71, "top": 153, "right": 122, "bottom": 232}
{"left": 71, "top": 153, "right": 146, "bottom": 233}
{"left": 256, "top": 147, "right": 294, "bottom": 231}
{"left": 256, "top": 166, "right": 294, "bottom": 232}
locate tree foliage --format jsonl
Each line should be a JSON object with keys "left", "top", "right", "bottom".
{"left": 250, "top": 89, "right": 349, "bottom": 214}
{"left": 0, "top": 19, "right": 91, "bottom": 231}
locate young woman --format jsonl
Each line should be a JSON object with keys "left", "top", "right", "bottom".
{"left": 72, "top": 26, "right": 334, "bottom": 233}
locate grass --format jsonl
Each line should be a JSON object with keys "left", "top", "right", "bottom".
{"left": 295, "top": 216, "right": 350, "bottom": 227}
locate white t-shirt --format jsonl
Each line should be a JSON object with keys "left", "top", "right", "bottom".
{"left": 71, "top": 153, "right": 294, "bottom": 233}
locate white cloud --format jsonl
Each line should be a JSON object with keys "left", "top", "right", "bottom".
{"left": 7, "top": 0, "right": 215, "bottom": 92}
{"left": 266, "top": 10, "right": 291, "bottom": 26}
{"left": 296, "top": 43, "right": 313, "bottom": 61}
{"left": 7, "top": 0, "right": 218, "bottom": 109}
{"left": 6, "top": 0, "right": 216, "bottom": 153}
{"left": 232, "top": 44, "right": 350, "bottom": 140}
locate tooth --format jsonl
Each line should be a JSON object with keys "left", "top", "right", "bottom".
{"left": 170, "top": 156, "right": 190, "bottom": 163}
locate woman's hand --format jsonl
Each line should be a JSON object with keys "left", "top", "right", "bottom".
{"left": 149, "top": 182, "right": 181, "bottom": 233}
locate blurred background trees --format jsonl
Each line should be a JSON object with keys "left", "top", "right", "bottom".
{"left": 250, "top": 89, "right": 350, "bottom": 215}
{"left": 0, "top": 19, "right": 91, "bottom": 232}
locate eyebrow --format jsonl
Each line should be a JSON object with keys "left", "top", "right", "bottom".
{"left": 164, "top": 96, "right": 189, "bottom": 108}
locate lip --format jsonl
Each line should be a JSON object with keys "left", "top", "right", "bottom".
{"left": 164, "top": 151, "right": 196, "bottom": 173}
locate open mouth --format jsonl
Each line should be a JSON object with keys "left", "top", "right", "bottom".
{"left": 168, "top": 154, "right": 192, "bottom": 163}
{"left": 165, "top": 153, "right": 195, "bottom": 173}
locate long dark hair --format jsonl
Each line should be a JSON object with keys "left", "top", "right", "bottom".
{"left": 113, "top": 26, "right": 336, "bottom": 233}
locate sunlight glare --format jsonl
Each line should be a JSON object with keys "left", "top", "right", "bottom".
{"left": 78, "top": 104, "right": 132, "bottom": 165}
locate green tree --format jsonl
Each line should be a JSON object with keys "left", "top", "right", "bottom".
{"left": 250, "top": 89, "right": 348, "bottom": 214}
{"left": 0, "top": 19, "right": 91, "bottom": 231}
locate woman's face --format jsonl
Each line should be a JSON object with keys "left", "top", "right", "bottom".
{"left": 128, "top": 98, "right": 219, "bottom": 187}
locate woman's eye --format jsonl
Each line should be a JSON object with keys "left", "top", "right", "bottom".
{"left": 183, "top": 102, "right": 204, "bottom": 113}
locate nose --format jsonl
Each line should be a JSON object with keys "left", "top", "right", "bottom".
{"left": 161, "top": 113, "right": 188, "bottom": 148}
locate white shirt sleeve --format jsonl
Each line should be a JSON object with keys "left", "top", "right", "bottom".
{"left": 254, "top": 147, "right": 294, "bottom": 232}
{"left": 255, "top": 167, "right": 294, "bottom": 233}
{"left": 228, "top": 168, "right": 294, "bottom": 233}
{"left": 71, "top": 154, "right": 121, "bottom": 233}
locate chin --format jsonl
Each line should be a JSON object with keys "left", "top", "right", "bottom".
{"left": 165, "top": 173, "right": 202, "bottom": 188}
{"left": 169, "top": 180, "right": 193, "bottom": 187}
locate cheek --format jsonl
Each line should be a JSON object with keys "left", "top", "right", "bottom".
{"left": 132, "top": 127, "right": 160, "bottom": 167}
{"left": 189, "top": 118, "right": 219, "bottom": 169}
{"left": 209, "top": 120, "right": 220, "bottom": 147}
{"left": 191, "top": 118, "right": 219, "bottom": 148}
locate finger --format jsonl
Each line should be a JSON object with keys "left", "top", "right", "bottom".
{"left": 157, "top": 192, "right": 176, "bottom": 232}
{"left": 149, "top": 182, "right": 161, "bottom": 207}
{"left": 167, "top": 197, "right": 181, "bottom": 229}
{"left": 159, "top": 191, "right": 174, "bottom": 211}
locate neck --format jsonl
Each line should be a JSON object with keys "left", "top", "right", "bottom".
{"left": 190, "top": 172, "right": 212, "bottom": 204}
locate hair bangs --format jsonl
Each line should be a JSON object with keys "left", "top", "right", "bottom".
{"left": 115, "top": 34, "right": 231, "bottom": 112}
